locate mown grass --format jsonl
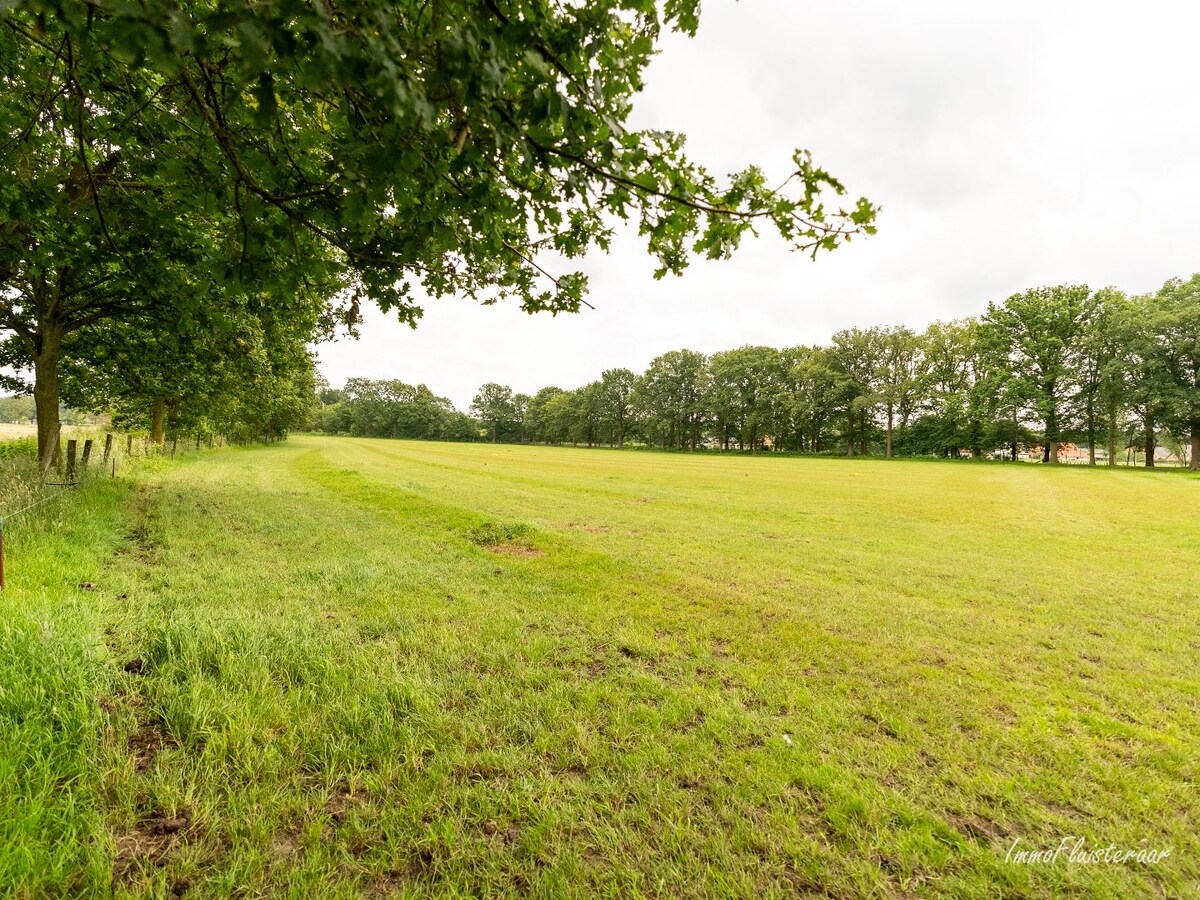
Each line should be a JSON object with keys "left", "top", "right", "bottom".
{"left": 0, "top": 435, "right": 1197, "bottom": 898}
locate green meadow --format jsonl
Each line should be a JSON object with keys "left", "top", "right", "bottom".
{"left": 1, "top": 435, "right": 1197, "bottom": 898}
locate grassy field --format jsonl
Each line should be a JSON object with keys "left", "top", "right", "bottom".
{"left": 1, "top": 435, "right": 1197, "bottom": 898}
{"left": 0, "top": 423, "right": 35, "bottom": 441}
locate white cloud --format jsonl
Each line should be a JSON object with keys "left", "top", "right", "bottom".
{"left": 316, "top": 0, "right": 1200, "bottom": 409}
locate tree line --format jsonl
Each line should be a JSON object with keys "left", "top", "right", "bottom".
{"left": 313, "top": 278, "right": 1200, "bottom": 469}
{"left": 1, "top": 2, "right": 871, "bottom": 476}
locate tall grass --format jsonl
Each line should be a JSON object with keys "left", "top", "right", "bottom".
{"left": 0, "top": 440, "right": 49, "bottom": 523}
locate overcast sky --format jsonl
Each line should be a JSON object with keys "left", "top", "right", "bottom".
{"left": 316, "top": 0, "right": 1200, "bottom": 409}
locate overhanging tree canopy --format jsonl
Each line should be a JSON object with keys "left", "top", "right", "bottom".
{"left": 2, "top": 0, "right": 877, "bottom": 467}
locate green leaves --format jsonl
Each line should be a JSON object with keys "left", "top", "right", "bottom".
{"left": 6, "top": 0, "right": 875, "bottom": 320}
{"left": 2, "top": 0, "right": 879, "bottom": 459}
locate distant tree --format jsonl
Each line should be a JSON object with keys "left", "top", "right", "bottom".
{"left": 1112, "top": 296, "right": 1175, "bottom": 467}
{"left": 981, "top": 286, "right": 1090, "bottom": 463}
{"left": 830, "top": 328, "right": 883, "bottom": 456}
{"left": 1076, "top": 288, "right": 1132, "bottom": 465}
{"left": 708, "top": 346, "right": 782, "bottom": 451}
{"left": 788, "top": 347, "right": 844, "bottom": 453}
{"left": 599, "top": 369, "right": 637, "bottom": 448}
{"left": 527, "top": 387, "right": 566, "bottom": 444}
{"left": 62, "top": 274, "right": 328, "bottom": 444}
{"left": 575, "top": 382, "right": 608, "bottom": 447}
{"left": 0, "top": 395, "right": 35, "bottom": 424}
{"left": 872, "top": 326, "right": 925, "bottom": 458}
{"left": 329, "top": 378, "right": 463, "bottom": 439}
{"left": 471, "top": 383, "right": 517, "bottom": 444}
{"left": 512, "top": 393, "right": 532, "bottom": 443}
{"left": 543, "top": 390, "right": 580, "bottom": 445}
{"left": 920, "top": 320, "right": 978, "bottom": 457}
{"left": 315, "top": 273, "right": 1197, "bottom": 465}
{"left": 633, "top": 350, "right": 710, "bottom": 450}
{"left": 1155, "top": 274, "right": 1200, "bottom": 470}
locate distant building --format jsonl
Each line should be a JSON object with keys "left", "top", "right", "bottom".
{"left": 1057, "top": 443, "right": 1089, "bottom": 461}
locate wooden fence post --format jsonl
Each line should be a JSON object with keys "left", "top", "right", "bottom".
{"left": 171, "top": 438, "right": 177, "bottom": 458}
{"left": 196, "top": 434, "right": 201, "bottom": 451}
{"left": 66, "top": 439, "right": 78, "bottom": 481}
{"left": 103, "top": 433, "right": 113, "bottom": 463}
{"left": 127, "top": 434, "right": 133, "bottom": 456}
{"left": 82, "top": 439, "right": 93, "bottom": 470}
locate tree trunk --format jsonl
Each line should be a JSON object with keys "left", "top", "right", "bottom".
{"left": 32, "top": 324, "right": 64, "bottom": 476}
{"left": 1046, "top": 406, "right": 1059, "bottom": 462}
{"left": 1191, "top": 422, "right": 1200, "bottom": 471}
{"left": 150, "top": 398, "right": 167, "bottom": 446}
{"left": 1144, "top": 418, "right": 1155, "bottom": 468}
{"left": 886, "top": 404, "right": 894, "bottom": 459}
{"left": 1106, "top": 403, "right": 1117, "bottom": 468}
{"left": 1086, "top": 395, "right": 1096, "bottom": 465}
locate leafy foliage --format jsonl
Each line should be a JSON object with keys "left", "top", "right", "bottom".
{"left": 6, "top": 0, "right": 876, "bottom": 316}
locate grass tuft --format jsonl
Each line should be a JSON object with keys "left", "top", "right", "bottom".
{"left": 468, "top": 520, "right": 535, "bottom": 548}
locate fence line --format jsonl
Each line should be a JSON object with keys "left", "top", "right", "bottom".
{"left": 0, "top": 426, "right": 233, "bottom": 591}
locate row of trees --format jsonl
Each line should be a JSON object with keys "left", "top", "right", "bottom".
{"left": 0, "top": 2, "right": 871, "bottom": 474}
{"left": 315, "top": 278, "right": 1200, "bottom": 469}
{"left": 311, "top": 378, "right": 475, "bottom": 442}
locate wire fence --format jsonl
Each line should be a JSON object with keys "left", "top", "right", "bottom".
{"left": 0, "top": 486, "right": 74, "bottom": 522}
{"left": 0, "top": 428, "right": 231, "bottom": 590}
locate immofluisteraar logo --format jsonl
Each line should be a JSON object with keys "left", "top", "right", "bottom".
{"left": 1005, "top": 837, "right": 1172, "bottom": 866}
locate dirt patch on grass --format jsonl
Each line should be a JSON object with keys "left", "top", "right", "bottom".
{"left": 582, "top": 657, "right": 608, "bottom": 679}
{"left": 488, "top": 544, "right": 545, "bottom": 558}
{"left": 268, "top": 829, "right": 303, "bottom": 861}
{"left": 944, "top": 811, "right": 1008, "bottom": 844}
{"left": 779, "top": 862, "right": 843, "bottom": 897}
{"left": 481, "top": 820, "right": 522, "bottom": 846}
{"left": 326, "top": 781, "right": 369, "bottom": 825}
{"left": 128, "top": 722, "right": 179, "bottom": 772}
{"left": 368, "top": 870, "right": 414, "bottom": 897}
{"left": 113, "top": 807, "right": 193, "bottom": 885}
{"left": 562, "top": 522, "right": 610, "bottom": 533}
